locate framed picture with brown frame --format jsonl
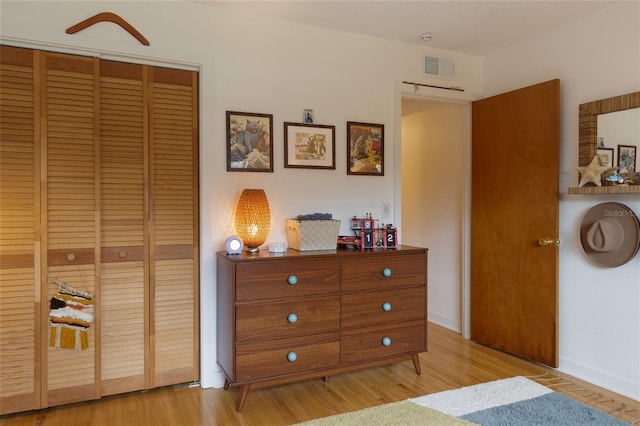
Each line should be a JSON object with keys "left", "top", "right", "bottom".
{"left": 617, "top": 144, "right": 636, "bottom": 173}
{"left": 284, "top": 122, "right": 336, "bottom": 169}
{"left": 227, "top": 111, "right": 273, "bottom": 172}
{"left": 597, "top": 147, "right": 614, "bottom": 168}
{"left": 347, "top": 121, "right": 384, "bottom": 176}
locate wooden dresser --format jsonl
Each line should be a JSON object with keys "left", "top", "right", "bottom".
{"left": 216, "top": 245, "right": 428, "bottom": 411}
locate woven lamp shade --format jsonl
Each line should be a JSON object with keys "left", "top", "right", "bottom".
{"left": 234, "top": 189, "right": 271, "bottom": 252}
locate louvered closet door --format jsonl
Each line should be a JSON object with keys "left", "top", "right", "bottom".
{"left": 0, "top": 49, "right": 199, "bottom": 414}
{"left": 0, "top": 46, "right": 40, "bottom": 415}
{"left": 99, "top": 60, "right": 147, "bottom": 396}
{"left": 149, "top": 67, "right": 199, "bottom": 386}
{"left": 43, "top": 52, "right": 99, "bottom": 406}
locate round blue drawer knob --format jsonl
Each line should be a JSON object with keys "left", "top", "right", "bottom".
{"left": 382, "top": 302, "right": 392, "bottom": 312}
{"left": 287, "top": 275, "right": 298, "bottom": 285}
{"left": 382, "top": 337, "right": 392, "bottom": 346}
{"left": 382, "top": 268, "right": 392, "bottom": 277}
{"left": 287, "top": 351, "right": 298, "bottom": 362}
{"left": 287, "top": 313, "right": 298, "bottom": 323}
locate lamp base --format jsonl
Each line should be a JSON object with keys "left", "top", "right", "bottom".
{"left": 244, "top": 246, "right": 260, "bottom": 254}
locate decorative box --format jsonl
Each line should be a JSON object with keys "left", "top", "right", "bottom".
{"left": 285, "top": 219, "right": 340, "bottom": 251}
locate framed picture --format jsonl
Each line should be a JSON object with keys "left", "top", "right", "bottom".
{"left": 597, "top": 148, "right": 614, "bottom": 168}
{"left": 617, "top": 144, "right": 636, "bottom": 173}
{"left": 284, "top": 122, "right": 335, "bottom": 169}
{"left": 227, "top": 111, "right": 273, "bottom": 172}
{"left": 347, "top": 121, "right": 384, "bottom": 176}
{"left": 303, "top": 109, "right": 314, "bottom": 124}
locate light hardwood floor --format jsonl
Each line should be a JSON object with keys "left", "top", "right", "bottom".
{"left": 2, "top": 323, "right": 638, "bottom": 425}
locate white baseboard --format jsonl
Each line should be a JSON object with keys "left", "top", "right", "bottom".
{"left": 559, "top": 356, "right": 640, "bottom": 401}
{"left": 427, "top": 312, "right": 461, "bottom": 333}
{"left": 200, "top": 367, "right": 226, "bottom": 389}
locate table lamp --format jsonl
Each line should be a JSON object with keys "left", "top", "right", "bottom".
{"left": 234, "top": 189, "right": 271, "bottom": 253}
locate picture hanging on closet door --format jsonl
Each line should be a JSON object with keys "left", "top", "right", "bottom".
{"left": 227, "top": 111, "right": 274, "bottom": 172}
{"left": 49, "top": 280, "right": 94, "bottom": 351}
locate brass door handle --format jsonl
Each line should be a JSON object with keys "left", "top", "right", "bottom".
{"left": 538, "top": 237, "right": 560, "bottom": 247}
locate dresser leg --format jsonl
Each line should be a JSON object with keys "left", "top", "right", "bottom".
{"left": 412, "top": 353, "right": 422, "bottom": 375}
{"left": 236, "top": 384, "right": 252, "bottom": 411}
{"left": 224, "top": 379, "right": 230, "bottom": 390}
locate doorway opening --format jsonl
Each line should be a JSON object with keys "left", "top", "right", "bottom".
{"left": 400, "top": 96, "right": 471, "bottom": 336}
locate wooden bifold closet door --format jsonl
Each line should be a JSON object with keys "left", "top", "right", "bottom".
{"left": 0, "top": 46, "right": 199, "bottom": 415}
{"left": 0, "top": 45, "right": 40, "bottom": 415}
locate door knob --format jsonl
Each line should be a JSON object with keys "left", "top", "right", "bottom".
{"left": 538, "top": 237, "right": 560, "bottom": 247}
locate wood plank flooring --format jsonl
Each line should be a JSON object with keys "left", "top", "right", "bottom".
{"left": 2, "top": 323, "right": 638, "bottom": 425}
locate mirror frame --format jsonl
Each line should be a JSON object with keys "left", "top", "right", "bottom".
{"left": 579, "top": 91, "right": 640, "bottom": 168}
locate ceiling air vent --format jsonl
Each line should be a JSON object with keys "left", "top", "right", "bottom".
{"left": 424, "top": 55, "right": 455, "bottom": 80}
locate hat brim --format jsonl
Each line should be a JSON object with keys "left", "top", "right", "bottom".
{"left": 580, "top": 202, "right": 640, "bottom": 267}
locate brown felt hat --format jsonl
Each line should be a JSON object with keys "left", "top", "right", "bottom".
{"left": 580, "top": 202, "right": 640, "bottom": 267}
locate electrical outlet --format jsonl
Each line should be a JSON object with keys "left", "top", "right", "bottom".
{"left": 381, "top": 201, "right": 391, "bottom": 218}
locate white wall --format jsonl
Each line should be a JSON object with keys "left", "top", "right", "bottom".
{"left": 401, "top": 103, "right": 468, "bottom": 331}
{"left": 482, "top": 2, "right": 640, "bottom": 400}
{"left": 0, "top": 1, "right": 482, "bottom": 389}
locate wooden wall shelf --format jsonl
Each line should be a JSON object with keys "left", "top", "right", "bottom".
{"left": 568, "top": 185, "right": 640, "bottom": 194}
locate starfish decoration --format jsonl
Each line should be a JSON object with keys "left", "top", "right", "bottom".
{"left": 577, "top": 155, "right": 615, "bottom": 187}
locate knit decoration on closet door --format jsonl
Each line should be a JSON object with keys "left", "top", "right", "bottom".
{"left": 49, "top": 282, "right": 94, "bottom": 350}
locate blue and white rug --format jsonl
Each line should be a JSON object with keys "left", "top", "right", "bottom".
{"left": 410, "top": 376, "right": 629, "bottom": 425}
{"left": 298, "top": 376, "right": 631, "bottom": 425}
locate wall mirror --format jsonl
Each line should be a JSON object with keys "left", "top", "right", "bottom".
{"left": 571, "top": 91, "right": 640, "bottom": 194}
{"left": 579, "top": 91, "right": 639, "bottom": 167}
{"left": 597, "top": 108, "right": 639, "bottom": 171}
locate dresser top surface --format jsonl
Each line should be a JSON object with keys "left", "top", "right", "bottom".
{"left": 217, "top": 245, "right": 427, "bottom": 262}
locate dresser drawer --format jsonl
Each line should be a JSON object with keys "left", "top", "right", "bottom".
{"left": 236, "top": 332, "right": 340, "bottom": 382}
{"left": 341, "top": 320, "right": 426, "bottom": 363}
{"left": 236, "top": 257, "right": 340, "bottom": 302}
{"left": 341, "top": 287, "right": 425, "bottom": 328}
{"left": 341, "top": 253, "right": 425, "bottom": 292}
{"left": 236, "top": 296, "right": 340, "bottom": 343}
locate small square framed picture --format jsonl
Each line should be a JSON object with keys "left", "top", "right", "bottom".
{"left": 226, "top": 111, "right": 273, "bottom": 172}
{"left": 347, "top": 121, "right": 384, "bottom": 176}
{"left": 303, "top": 109, "right": 314, "bottom": 124}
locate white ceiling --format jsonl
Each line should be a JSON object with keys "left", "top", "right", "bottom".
{"left": 198, "top": 0, "right": 618, "bottom": 56}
